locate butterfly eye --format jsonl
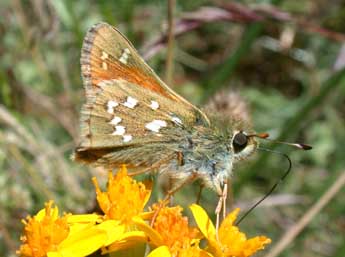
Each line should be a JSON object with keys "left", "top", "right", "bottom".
{"left": 232, "top": 132, "right": 248, "bottom": 153}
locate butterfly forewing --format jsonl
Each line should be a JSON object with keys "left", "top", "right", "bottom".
{"left": 81, "top": 22, "right": 208, "bottom": 121}
{"left": 81, "top": 23, "right": 169, "bottom": 98}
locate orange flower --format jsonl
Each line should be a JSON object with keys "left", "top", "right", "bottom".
{"left": 152, "top": 204, "right": 200, "bottom": 255}
{"left": 190, "top": 204, "right": 271, "bottom": 257}
{"left": 17, "top": 201, "right": 108, "bottom": 257}
{"left": 93, "top": 165, "right": 152, "bottom": 254}
{"left": 17, "top": 167, "right": 271, "bottom": 257}
{"left": 92, "top": 165, "right": 151, "bottom": 225}
{"left": 134, "top": 204, "right": 209, "bottom": 257}
{"left": 17, "top": 201, "right": 69, "bottom": 257}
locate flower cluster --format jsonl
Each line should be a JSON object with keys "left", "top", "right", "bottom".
{"left": 17, "top": 166, "right": 271, "bottom": 257}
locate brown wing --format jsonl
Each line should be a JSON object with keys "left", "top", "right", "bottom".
{"left": 75, "top": 22, "right": 209, "bottom": 167}
{"left": 80, "top": 22, "right": 208, "bottom": 122}
{"left": 75, "top": 79, "right": 192, "bottom": 167}
{"left": 77, "top": 79, "right": 197, "bottom": 149}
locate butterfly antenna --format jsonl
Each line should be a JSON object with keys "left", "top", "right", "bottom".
{"left": 235, "top": 148, "right": 292, "bottom": 225}
{"left": 248, "top": 132, "right": 313, "bottom": 151}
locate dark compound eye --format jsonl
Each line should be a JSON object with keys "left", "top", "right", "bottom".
{"left": 233, "top": 132, "right": 248, "bottom": 153}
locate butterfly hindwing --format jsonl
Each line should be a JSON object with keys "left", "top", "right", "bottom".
{"left": 75, "top": 79, "right": 195, "bottom": 167}
{"left": 78, "top": 79, "right": 197, "bottom": 147}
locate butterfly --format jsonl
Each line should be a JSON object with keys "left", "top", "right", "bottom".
{"left": 74, "top": 22, "right": 259, "bottom": 205}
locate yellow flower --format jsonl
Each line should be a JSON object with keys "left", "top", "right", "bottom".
{"left": 190, "top": 204, "right": 271, "bottom": 257}
{"left": 17, "top": 201, "right": 109, "bottom": 257}
{"left": 134, "top": 204, "right": 210, "bottom": 257}
{"left": 93, "top": 165, "right": 152, "bottom": 253}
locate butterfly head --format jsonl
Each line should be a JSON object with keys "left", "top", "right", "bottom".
{"left": 195, "top": 127, "right": 259, "bottom": 195}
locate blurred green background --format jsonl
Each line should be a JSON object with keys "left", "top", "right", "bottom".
{"left": 1, "top": 0, "right": 345, "bottom": 256}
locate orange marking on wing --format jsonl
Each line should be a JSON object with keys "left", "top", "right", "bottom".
{"left": 90, "top": 58, "right": 174, "bottom": 99}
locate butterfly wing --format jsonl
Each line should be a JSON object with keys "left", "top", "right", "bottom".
{"left": 75, "top": 22, "right": 209, "bottom": 168}
{"left": 80, "top": 22, "right": 208, "bottom": 121}
{"left": 75, "top": 79, "right": 194, "bottom": 167}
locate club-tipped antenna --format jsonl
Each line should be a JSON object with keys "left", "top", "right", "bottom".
{"left": 247, "top": 133, "right": 312, "bottom": 151}
{"left": 235, "top": 148, "right": 292, "bottom": 225}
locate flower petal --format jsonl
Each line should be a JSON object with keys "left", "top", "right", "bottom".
{"left": 242, "top": 236, "right": 272, "bottom": 257}
{"left": 57, "top": 227, "right": 107, "bottom": 257}
{"left": 219, "top": 208, "right": 240, "bottom": 233}
{"left": 141, "top": 179, "right": 153, "bottom": 205}
{"left": 189, "top": 204, "right": 215, "bottom": 240}
{"left": 147, "top": 246, "right": 171, "bottom": 257}
{"left": 132, "top": 216, "right": 163, "bottom": 246}
{"left": 36, "top": 201, "right": 59, "bottom": 221}
{"left": 102, "top": 231, "right": 147, "bottom": 253}
{"left": 120, "top": 231, "right": 148, "bottom": 242}
{"left": 67, "top": 214, "right": 102, "bottom": 224}
{"left": 178, "top": 246, "right": 214, "bottom": 257}
{"left": 96, "top": 220, "right": 125, "bottom": 246}
{"left": 47, "top": 252, "right": 62, "bottom": 257}
{"left": 139, "top": 210, "right": 154, "bottom": 220}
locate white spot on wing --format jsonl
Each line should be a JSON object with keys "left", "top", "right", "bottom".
{"left": 119, "top": 57, "right": 127, "bottom": 64}
{"left": 101, "top": 51, "right": 109, "bottom": 60}
{"left": 145, "top": 120, "right": 167, "bottom": 132}
{"left": 123, "top": 96, "right": 138, "bottom": 109}
{"left": 102, "top": 62, "right": 108, "bottom": 70}
{"left": 107, "top": 100, "right": 118, "bottom": 114}
{"left": 155, "top": 120, "right": 167, "bottom": 127}
{"left": 98, "top": 81, "right": 107, "bottom": 87}
{"left": 101, "top": 51, "right": 109, "bottom": 70}
{"left": 119, "top": 48, "right": 131, "bottom": 64}
{"left": 123, "top": 134, "right": 132, "bottom": 142}
{"left": 109, "top": 116, "right": 122, "bottom": 125}
{"left": 112, "top": 125, "right": 125, "bottom": 136}
{"left": 149, "top": 100, "right": 159, "bottom": 110}
{"left": 171, "top": 116, "right": 183, "bottom": 125}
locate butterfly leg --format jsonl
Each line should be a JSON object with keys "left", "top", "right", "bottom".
{"left": 222, "top": 181, "right": 228, "bottom": 219}
{"left": 215, "top": 181, "right": 228, "bottom": 240}
{"left": 196, "top": 183, "right": 205, "bottom": 204}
